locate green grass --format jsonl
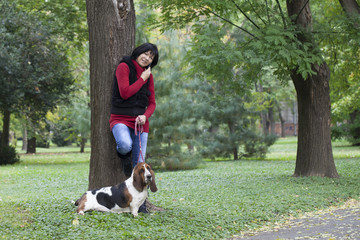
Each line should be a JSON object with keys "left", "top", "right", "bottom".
{"left": 1, "top": 138, "right": 360, "bottom": 239}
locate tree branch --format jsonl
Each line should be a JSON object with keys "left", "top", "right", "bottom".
{"left": 265, "top": 0, "right": 271, "bottom": 24}
{"left": 203, "top": 7, "right": 257, "bottom": 39}
{"left": 246, "top": 0, "right": 267, "bottom": 26}
{"left": 230, "top": 0, "right": 260, "bottom": 29}
{"left": 275, "top": 0, "right": 287, "bottom": 28}
{"left": 294, "top": 0, "right": 310, "bottom": 24}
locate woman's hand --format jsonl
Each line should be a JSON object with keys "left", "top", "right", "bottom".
{"left": 136, "top": 115, "right": 147, "bottom": 125}
{"left": 140, "top": 67, "right": 151, "bottom": 81}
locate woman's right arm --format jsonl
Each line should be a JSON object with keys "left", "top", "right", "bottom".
{"left": 116, "top": 63, "right": 147, "bottom": 100}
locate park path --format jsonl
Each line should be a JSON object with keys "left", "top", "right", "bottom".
{"left": 231, "top": 199, "right": 360, "bottom": 240}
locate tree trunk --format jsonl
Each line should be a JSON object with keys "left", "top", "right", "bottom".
{"left": 0, "top": 110, "right": 11, "bottom": 148}
{"left": 80, "top": 137, "right": 87, "bottom": 153}
{"left": 338, "top": 0, "right": 360, "bottom": 28}
{"left": 27, "top": 137, "right": 36, "bottom": 154}
{"left": 22, "top": 124, "right": 28, "bottom": 151}
{"left": 286, "top": 0, "right": 338, "bottom": 178}
{"left": 86, "top": 0, "right": 136, "bottom": 190}
{"left": 228, "top": 121, "right": 238, "bottom": 160}
{"left": 268, "top": 107, "right": 275, "bottom": 134}
{"left": 349, "top": 110, "right": 360, "bottom": 146}
{"left": 277, "top": 104, "right": 286, "bottom": 138}
{"left": 339, "top": 0, "right": 360, "bottom": 16}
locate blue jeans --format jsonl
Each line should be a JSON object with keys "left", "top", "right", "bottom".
{"left": 112, "top": 123, "right": 148, "bottom": 168}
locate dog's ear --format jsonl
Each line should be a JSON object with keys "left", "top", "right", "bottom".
{"left": 132, "top": 166, "right": 143, "bottom": 192}
{"left": 149, "top": 167, "right": 157, "bottom": 193}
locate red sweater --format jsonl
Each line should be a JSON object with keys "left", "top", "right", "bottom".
{"left": 109, "top": 59, "right": 156, "bottom": 133}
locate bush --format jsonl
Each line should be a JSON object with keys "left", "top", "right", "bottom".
{"left": 332, "top": 118, "right": 360, "bottom": 146}
{"left": 244, "top": 133, "right": 278, "bottom": 159}
{"left": 0, "top": 145, "right": 20, "bottom": 165}
{"left": 147, "top": 152, "right": 201, "bottom": 171}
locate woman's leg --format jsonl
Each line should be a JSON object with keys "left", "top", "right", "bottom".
{"left": 131, "top": 132, "right": 148, "bottom": 167}
{"left": 112, "top": 123, "right": 133, "bottom": 155}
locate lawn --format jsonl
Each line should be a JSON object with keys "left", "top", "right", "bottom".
{"left": 1, "top": 138, "right": 359, "bottom": 239}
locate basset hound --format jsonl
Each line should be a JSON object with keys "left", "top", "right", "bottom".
{"left": 75, "top": 162, "right": 157, "bottom": 217}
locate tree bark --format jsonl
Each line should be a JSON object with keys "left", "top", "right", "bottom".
{"left": 86, "top": 0, "right": 136, "bottom": 190}
{"left": 349, "top": 110, "right": 360, "bottom": 146}
{"left": 268, "top": 107, "right": 275, "bottom": 134}
{"left": 286, "top": 0, "right": 339, "bottom": 178}
{"left": 276, "top": 104, "right": 286, "bottom": 138}
{"left": 27, "top": 137, "right": 36, "bottom": 154}
{"left": 22, "top": 124, "right": 28, "bottom": 151}
{"left": 339, "top": 0, "right": 360, "bottom": 28}
{"left": 339, "top": 0, "right": 360, "bottom": 16}
{"left": 0, "top": 110, "right": 11, "bottom": 148}
{"left": 80, "top": 137, "right": 87, "bottom": 153}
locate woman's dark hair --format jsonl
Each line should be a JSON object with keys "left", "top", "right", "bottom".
{"left": 131, "top": 43, "right": 159, "bottom": 68}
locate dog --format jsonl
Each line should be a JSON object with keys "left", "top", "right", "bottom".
{"left": 75, "top": 162, "right": 157, "bottom": 217}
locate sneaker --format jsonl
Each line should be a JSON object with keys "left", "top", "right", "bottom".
{"left": 138, "top": 201, "right": 149, "bottom": 214}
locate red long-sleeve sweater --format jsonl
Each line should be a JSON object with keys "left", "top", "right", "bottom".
{"left": 109, "top": 59, "right": 156, "bottom": 133}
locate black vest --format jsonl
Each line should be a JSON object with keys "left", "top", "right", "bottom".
{"left": 111, "top": 57, "right": 150, "bottom": 116}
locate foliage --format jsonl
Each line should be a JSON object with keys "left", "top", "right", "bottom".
{"left": 48, "top": 44, "right": 91, "bottom": 149}
{"left": 147, "top": 0, "right": 323, "bottom": 80}
{"left": 1, "top": 138, "right": 360, "bottom": 239}
{"left": 309, "top": 0, "right": 360, "bottom": 143}
{"left": 51, "top": 118, "right": 73, "bottom": 147}
{"left": 0, "top": 145, "right": 20, "bottom": 165}
{"left": 332, "top": 113, "right": 360, "bottom": 146}
{"left": 147, "top": 30, "right": 201, "bottom": 170}
{"left": 244, "top": 133, "right": 278, "bottom": 159}
{"left": 15, "top": 0, "right": 88, "bottom": 49}
{"left": 0, "top": 0, "right": 74, "bottom": 148}
{"left": 185, "top": 76, "right": 276, "bottom": 160}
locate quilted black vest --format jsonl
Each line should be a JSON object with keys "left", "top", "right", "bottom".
{"left": 111, "top": 57, "right": 150, "bottom": 116}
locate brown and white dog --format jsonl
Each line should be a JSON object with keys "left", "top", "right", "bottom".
{"left": 75, "top": 162, "right": 157, "bottom": 217}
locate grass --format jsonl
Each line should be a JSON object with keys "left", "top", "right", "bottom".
{"left": 1, "top": 138, "right": 360, "bottom": 239}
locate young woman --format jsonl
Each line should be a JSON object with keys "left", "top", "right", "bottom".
{"left": 110, "top": 43, "right": 159, "bottom": 181}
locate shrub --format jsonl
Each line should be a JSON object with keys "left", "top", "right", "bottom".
{"left": 332, "top": 117, "right": 360, "bottom": 146}
{"left": 0, "top": 145, "right": 20, "bottom": 165}
{"left": 147, "top": 152, "right": 201, "bottom": 171}
{"left": 244, "top": 133, "right": 278, "bottom": 159}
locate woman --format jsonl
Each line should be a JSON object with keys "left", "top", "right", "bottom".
{"left": 110, "top": 43, "right": 158, "bottom": 179}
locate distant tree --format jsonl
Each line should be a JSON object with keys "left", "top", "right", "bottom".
{"left": 148, "top": 0, "right": 343, "bottom": 177}
{"left": 15, "top": 0, "right": 88, "bottom": 49}
{"left": 145, "top": 31, "right": 202, "bottom": 170}
{"left": 0, "top": 1, "right": 73, "bottom": 151}
{"left": 325, "top": 0, "right": 360, "bottom": 145}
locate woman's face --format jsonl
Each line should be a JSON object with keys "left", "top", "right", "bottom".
{"left": 136, "top": 51, "right": 154, "bottom": 68}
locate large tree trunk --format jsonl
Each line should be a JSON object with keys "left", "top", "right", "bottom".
{"left": 286, "top": 0, "right": 338, "bottom": 178}
{"left": 339, "top": 0, "right": 360, "bottom": 28}
{"left": 339, "top": 0, "right": 360, "bottom": 16}
{"left": 86, "top": 0, "right": 136, "bottom": 190}
{"left": 0, "top": 110, "right": 11, "bottom": 147}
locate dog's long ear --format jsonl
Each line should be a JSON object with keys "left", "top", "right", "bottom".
{"left": 149, "top": 167, "right": 157, "bottom": 192}
{"left": 133, "top": 165, "right": 143, "bottom": 192}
